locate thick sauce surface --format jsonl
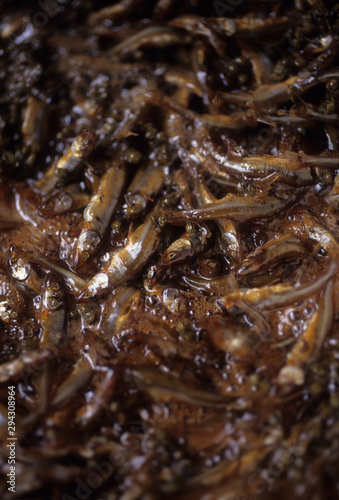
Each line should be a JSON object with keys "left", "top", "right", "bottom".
{"left": 0, "top": 1, "right": 339, "bottom": 499}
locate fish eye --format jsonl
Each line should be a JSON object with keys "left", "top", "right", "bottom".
{"left": 50, "top": 281, "right": 60, "bottom": 291}
{"left": 47, "top": 296, "right": 62, "bottom": 310}
{"left": 81, "top": 251, "right": 90, "bottom": 261}
{"left": 79, "top": 231, "right": 100, "bottom": 254}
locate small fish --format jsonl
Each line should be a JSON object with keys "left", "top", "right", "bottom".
{"left": 215, "top": 70, "right": 339, "bottom": 108}
{"left": 111, "top": 81, "right": 159, "bottom": 140}
{"left": 241, "top": 47, "right": 273, "bottom": 85}
{"left": 201, "top": 112, "right": 254, "bottom": 130}
{"left": 169, "top": 15, "right": 227, "bottom": 54}
{"left": 144, "top": 284, "right": 188, "bottom": 315}
{"left": 165, "top": 193, "right": 290, "bottom": 224}
{"left": 36, "top": 129, "right": 98, "bottom": 195}
{"left": 195, "top": 179, "right": 242, "bottom": 263}
{"left": 164, "top": 68, "right": 203, "bottom": 98}
{"left": 76, "top": 158, "right": 126, "bottom": 265}
{"left": 101, "top": 286, "right": 140, "bottom": 337}
{"left": 8, "top": 244, "right": 42, "bottom": 296}
{"left": 123, "top": 141, "right": 168, "bottom": 218}
{"left": 278, "top": 278, "right": 334, "bottom": 386}
{"left": 76, "top": 369, "right": 116, "bottom": 426}
{"left": 29, "top": 253, "right": 87, "bottom": 295}
{"left": 215, "top": 76, "right": 299, "bottom": 107}
{"left": 291, "top": 208, "right": 339, "bottom": 258}
{"left": 148, "top": 169, "right": 211, "bottom": 285}
{"left": 193, "top": 146, "right": 313, "bottom": 184}
{"left": 163, "top": 226, "right": 210, "bottom": 265}
{"left": 79, "top": 208, "right": 165, "bottom": 300}
{"left": 177, "top": 113, "right": 311, "bottom": 185}
{"left": 187, "top": 436, "right": 279, "bottom": 490}
{"left": 236, "top": 234, "right": 308, "bottom": 278}
{"left": 39, "top": 275, "right": 67, "bottom": 349}
{"left": 107, "top": 26, "right": 191, "bottom": 57}
{"left": 219, "top": 261, "right": 337, "bottom": 311}
{"left": 0, "top": 349, "right": 52, "bottom": 383}
{"left": 88, "top": 0, "right": 145, "bottom": 23}
{"left": 204, "top": 15, "right": 295, "bottom": 38}
{"left": 182, "top": 273, "right": 234, "bottom": 295}
{"left": 52, "top": 355, "right": 94, "bottom": 408}
{"left": 276, "top": 105, "right": 339, "bottom": 125}
{"left": 41, "top": 186, "right": 91, "bottom": 216}
{"left": 126, "top": 367, "right": 246, "bottom": 408}
{"left": 22, "top": 96, "right": 48, "bottom": 148}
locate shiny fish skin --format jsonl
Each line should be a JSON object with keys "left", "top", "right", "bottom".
{"left": 126, "top": 367, "right": 247, "bottom": 408}
{"left": 1, "top": 2, "right": 339, "bottom": 499}
{"left": 236, "top": 234, "right": 308, "bottom": 278}
{"left": 170, "top": 15, "right": 294, "bottom": 45}
{"left": 184, "top": 117, "right": 313, "bottom": 184}
{"left": 8, "top": 244, "right": 42, "bottom": 296}
{"left": 206, "top": 16, "right": 294, "bottom": 38}
{"left": 75, "top": 369, "right": 116, "bottom": 426}
{"left": 201, "top": 112, "right": 253, "bottom": 130}
{"left": 160, "top": 228, "right": 210, "bottom": 266}
{"left": 165, "top": 193, "right": 290, "bottom": 223}
{"left": 215, "top": 71, "right": 339, "bottom": 108}
{"left": 22, "top": 96, "right": 47, "bottom": 148}
{"left": 148, "top": 169, "right": 211, "bottom": 285}
{"left": 182, "top": 273, "right": 234, "bottom": 295}
{"left": 195, "top": 180, "right": 242, "bottom": 263}
{"left": 52, "top": 356, "right": 94, "bottom": 408}
{"left": 123, "top": 141, "right": 168, "bottom": 218}
{"left": 36, "top": 129, "right": 98, "bottom": 195}
{"left": 155, "top": 225, "right": 211, "bottom": 275}
{"left": 164, "top": 69, "right": 203, "bottom": 98}
{"left": 100, "top": 286, "right": 140, "bottom": 337}
{"left": 76, "top": 159, "right": 126, "bottom": 265}
{"left": 195, "top": 148, "right": 313, "bottom": 184}
{"left": 79, "top": 209, "right": 163, "bottom": 300}
{"left": 149, "top": 223, "right": 210, "bottom": 287}
{"left": 278, "top": 278, "right": 334, "bottom": 386}
{"left": 219, "top": 261, "right": 337, "bottom": 311}
{"left": 107, "top": 26, "right": 191, "bottom": 57}
{"left": 0, "top": 350, "right": 52, "bottom": 383}
{"left": 88, "top": 0, "right": 145, "bottom": 23}
{"left": 29, "top": 254, "right": 88, "bottom": 295}
{"left": 289, "top": 208, "right": 339, "bottom": 258}
{"left": 39, "top": 275, "right": 67, "bottom": 349}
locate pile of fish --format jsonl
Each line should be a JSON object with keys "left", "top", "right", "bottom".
{"left": 0, "top": 1, "right": 339, "bottom": 499}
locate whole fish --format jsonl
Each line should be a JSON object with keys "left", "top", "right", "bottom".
{"left": 79, "top": 208, "right": 165, "bottom": 300}
{"left": 165, "top": 193, "right": 290, "bottom": 223}
{"left": 76, "top": 158, "right": 126, "bottom": 265}
{"left": 36, "top": 129, "right": 98, "bottom": 195}
{"left": 278, "top": 278, "right": 334, "bottom": 386}
{"left": 219, "top": 261, "right": 337, "bottom": 311}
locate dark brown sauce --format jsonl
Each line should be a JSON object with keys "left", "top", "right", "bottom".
{"left": 0, "top": 1, "right": 339, "bottom": 499}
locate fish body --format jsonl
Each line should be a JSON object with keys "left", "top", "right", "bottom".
{"left": 76, "top": 159, "right": 126, "bottom": 265}
{"left": 80, "top": 210, "right": 163, "bottom": 299}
